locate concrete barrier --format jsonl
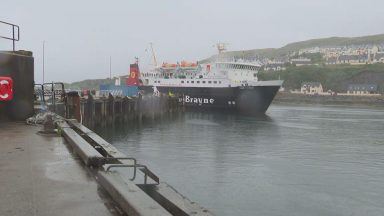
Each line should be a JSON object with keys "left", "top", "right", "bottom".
{"left": 59, "top": 122, "right": 104, "bottom": 166}
{"left": 67, "top": 120, "right": 128, "bottom": 158}
{"left": 97, "top": 171, "right": 172, "bottom": 216}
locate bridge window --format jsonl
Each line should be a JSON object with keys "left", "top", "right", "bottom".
{"left": 202, "top": 81, "right": 206, "bottom": 84}
{"left": 197, "top": 81, "right": 200, "bottom": 84}
{"left": 214, "top": 81, "right": 217, "bottom": 84}
{"left": 208, "top": 81, "right": 212, "bottom": 84}
{"left": 191, "top": 81, "right": 194, "bottom": 84}
{"left": 181, "top": 81, "right": 184, "bottom": 83}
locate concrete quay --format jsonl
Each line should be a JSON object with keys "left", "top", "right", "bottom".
{"left": 0, "top": 119, "right": 214, "bottom": 216}
{"left": 0, "top": 122, "right": 120, "bottom": 216}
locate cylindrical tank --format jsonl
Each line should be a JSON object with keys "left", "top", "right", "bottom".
{"left": 0, "top": 51, "right": 34, "bottom": 121}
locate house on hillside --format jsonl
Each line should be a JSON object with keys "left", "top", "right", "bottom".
{"left": 264, "top": 62, "right": 286, "bottom": 71}
{"left": 374, "top": 52, "right": 384, "bottom": 63}
{"left": 291, "top": 58, "right": 312, "bottom": 66}
{"left": 337, "top": 54, "right": 369, "bottom": 65}
{"left": 301, "top": 82, "right": 323, "bottom": 95}
{"left": 347, "top": 84, "right": 378, "bottom": 95}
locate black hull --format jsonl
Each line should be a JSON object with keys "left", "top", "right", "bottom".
{"left": 139, "top": 86, "right": 280, "bottom": 114}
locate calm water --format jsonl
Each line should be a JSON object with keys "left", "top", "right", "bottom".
{"left": 97, "top": 104, "right": 384, "bottom": 216}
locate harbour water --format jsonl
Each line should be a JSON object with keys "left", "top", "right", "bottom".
{"left": 97, "top": 104, "right": 384, "bottom": 216}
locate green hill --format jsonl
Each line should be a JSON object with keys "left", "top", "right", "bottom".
{"left": 201, "top": 33, "right": 384, "bottom": 61}
{"left": 65, "top": 78, "right": 114, "bottom": 90}
{"left": 259, "top": 64, "right": 384, "bottom": 93}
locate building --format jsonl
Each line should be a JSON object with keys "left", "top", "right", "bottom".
{"left": 337, "top": 54, "right": 369, "bottom": 65}
{"left": 264, "top": 62, "right": 286, "bottom": 71}
{"left": 374, "top": 52, "right": 384, "bottom": 63}
{"left": 301, "top": 82, "right": 323, "bottom": 94}
{"left": 291, "top": 58, "right": 312, "bottom": 66}
{"left": 347, "top": 84, "right": 378, "bottom": 95}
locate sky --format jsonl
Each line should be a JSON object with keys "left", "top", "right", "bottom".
{"left": 1, "top": 0, "right": 384, "bottom": 83}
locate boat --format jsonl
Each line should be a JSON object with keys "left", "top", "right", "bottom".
{"left": 127, "top": 43, "right": 283, "bottom": 114}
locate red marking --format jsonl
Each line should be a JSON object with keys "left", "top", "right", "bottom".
{"left": 0, "top": 77, "right": 13, "bottom": 101}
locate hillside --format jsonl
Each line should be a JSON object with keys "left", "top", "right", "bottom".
{"left": 65, "top": 78, "right": 114, "bottom": 90}
{"left": 258, "top": 64, "right": 384, "bottom": 92}
{"left": 201, "top": 33, "right": 384, "bottom": 61}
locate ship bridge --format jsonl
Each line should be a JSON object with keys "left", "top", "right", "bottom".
{"left": 214, "top": 61, "right": 261, "bottom": 71}
{"left": 206, "top": 61, "right": 260, "bottom": 82}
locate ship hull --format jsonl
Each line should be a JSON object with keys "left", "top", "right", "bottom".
{"left": 139, "top": 85, "right": 281, "bottom": 114}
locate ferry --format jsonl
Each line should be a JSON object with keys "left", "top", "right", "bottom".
{"left": 128, "top": 43, "right": 283, "bottom": 114}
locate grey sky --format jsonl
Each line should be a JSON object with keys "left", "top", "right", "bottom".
{"left": 2, "top": 0, "right": 384, "bottom": 83}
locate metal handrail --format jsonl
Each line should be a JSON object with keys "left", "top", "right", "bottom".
{"left": 0, "top": 20, "right": 20, "bottom": 51}
{"left": 105, "top": 163, "right": 159, "bottom": 185}
{"left": 101, "top": 157, "right": 138, "bottom": 181}
{"left": 34, "top": 84, "right": 46, "bottom": 103}
{"left": 39, "top": 82, "right": 66, "bottom": 112}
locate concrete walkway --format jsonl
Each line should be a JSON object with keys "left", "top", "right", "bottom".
{"left": 0, "top": 122, "right": 120, "bottom": 216}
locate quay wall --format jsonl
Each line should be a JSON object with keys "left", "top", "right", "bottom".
{"left": 65, "top": 93, "right": 183, "bottom": 129}
{"left": 0, "top": 51, "right": 34, "bottom": 121}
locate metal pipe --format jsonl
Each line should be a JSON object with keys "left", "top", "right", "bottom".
{"left": 12, "top": 26, "right": 15, "bottom": 51}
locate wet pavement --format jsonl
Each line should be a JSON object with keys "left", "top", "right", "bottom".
{"left": 0, "top": 122, "right": 120, "bottom": 216}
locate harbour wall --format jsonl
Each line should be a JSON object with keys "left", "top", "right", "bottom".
{"left": 64, "top": 92, "right": 183, "bottom": 129}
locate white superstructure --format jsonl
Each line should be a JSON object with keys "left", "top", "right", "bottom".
{"left": 140, "top": 43, "right": 282, "bottom": 88}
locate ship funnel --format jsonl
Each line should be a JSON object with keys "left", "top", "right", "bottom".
{"left": 126, "top": 62, "right": 141, "bottom": 86}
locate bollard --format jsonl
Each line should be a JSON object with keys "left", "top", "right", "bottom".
{"left": 107, "top": 93, "right": 114, "bottom": 125}
{"left": 65, "top": 91, "right": 81, "bottom": 122}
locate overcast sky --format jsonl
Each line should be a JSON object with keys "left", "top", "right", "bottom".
{"left": 1, "top": 0, "right": 384, "bottom": 83}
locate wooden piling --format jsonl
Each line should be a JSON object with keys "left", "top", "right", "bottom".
{"left": 64, "top": 93, "right": 183, "bottom": 129}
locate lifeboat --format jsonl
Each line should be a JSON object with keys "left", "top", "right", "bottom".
{"left": 180, "top": 61, "right": 197, "bottom": 67}
{"left": 161, "top": 62, "right": 177, "bottom": 68}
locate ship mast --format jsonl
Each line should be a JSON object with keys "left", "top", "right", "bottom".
{"left": 216, "top": 42, "right": 228, "bottom": 62}
{"left": 149, "top": 42, "right": 158, "bottom": 67}
{"left": 216, "top": 42, "right": 227, "bottom": 54}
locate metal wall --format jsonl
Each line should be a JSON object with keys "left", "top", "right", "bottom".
{"left": 0, "top": 51, "right": 34, "bottom": 121}
{"left": 99, "top": 84, "right": 139, "bottom": 97}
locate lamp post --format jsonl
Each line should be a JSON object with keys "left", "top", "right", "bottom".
{"left": 109, "top": 56, "right": 112, "bottom": 80}
{"left": 43, "top": 40, "right": 45, "bottom": 84}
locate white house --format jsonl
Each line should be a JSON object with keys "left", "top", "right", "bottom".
{"left": 301, "top": 82, "right": 323, "bottom": 95}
